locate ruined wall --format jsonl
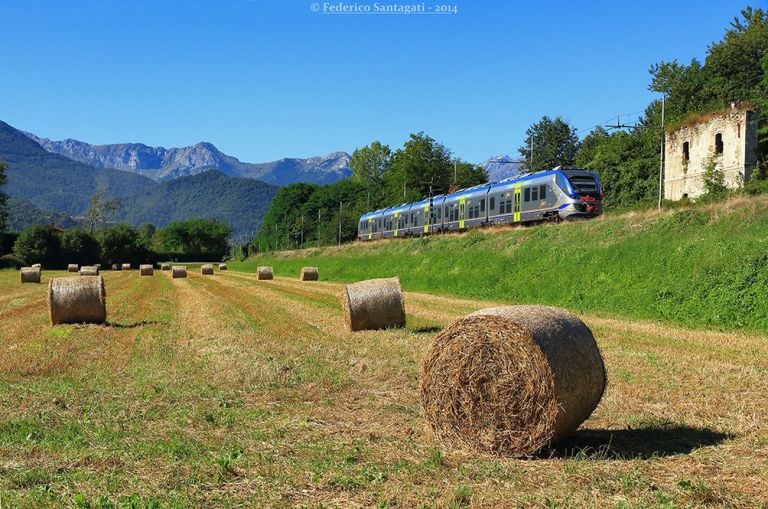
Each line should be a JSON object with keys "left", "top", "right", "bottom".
{"left": 664, "top": 108, "right": 758, "bottom": 201}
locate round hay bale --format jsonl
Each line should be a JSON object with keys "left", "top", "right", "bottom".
{"left": 67, "top": 264, "right": 79, "bottom": 272}
{"left": 20, "top": 267, "right": 41, "bottom": 283}
{"left": 341, "top": 277, "right": 405, "bottom": 331}
{"left": 48, "top": 276, "right": 107, "bottom": 325}
{"left": 299, "top": 267, "right": 319, "bottom": 281}
{"left": 79, "top": 266, "right": 99, "bottom": 276}
{"left": 121, "top": 263, "right": 132, "bottom": 271}
{"left": 32, "top": 263, "right": 42, "bottom": 269}
{"left": 112, "top": 264, "right": 120, "bottom": 271}
{"left": 201, "top": 264, "right": 214, "bottom": 275}
{"left": 256, "top": 267, "right": 273, "bottom": 280}
{"left": 140, "top": 264, "right": 154, "bottom": 276}
{"left": 172, "top": 266, "right": 187, "bottom": 279}
{"left": 160, "top": 263, "right": 171, "bottom": 271}
{"left": 94, "top": 263, "right": 101, "bottom": 270}
{"left": 219, "top": 263, "right": 228, "bottom": 271}
{"left": 420, "top": 305, "right": 606, "bottom": 457}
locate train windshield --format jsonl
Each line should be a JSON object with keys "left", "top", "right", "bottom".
{"left": 566, "top": 173, "right": 601, "bottom": 197}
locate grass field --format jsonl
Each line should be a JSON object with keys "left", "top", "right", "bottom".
{"left": 0, "top": 268, "right": 766, "bottom": 508}
{"left": 232, "top": 195, "right": 768, "bottom": 333}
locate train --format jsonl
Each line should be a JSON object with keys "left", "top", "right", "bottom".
{"left": 357, "top": 167, "right": 603, "bottom": 241}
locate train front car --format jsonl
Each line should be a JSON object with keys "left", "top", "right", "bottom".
{"left": 556, "top": 169, "right": 603, "bottom": 220}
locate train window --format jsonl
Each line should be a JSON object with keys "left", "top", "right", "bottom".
{"left": 556, "top": 174, "right": 570, "bottom": 194}
{"left": 490, "top": 197, "right": 495, "bottom": 210}
{"left": 480, "top": 199, "right": 485, "bottom": 212}
{"left": 540, "top": 185, "right": 546, "bottom": 200}
{"left": 531, "top": 187, "right": 539, "bottom": 201}
{"left": 524, "top": 188, "right": 530, "bottom": 202}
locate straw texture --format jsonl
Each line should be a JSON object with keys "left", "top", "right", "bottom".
{"left": 172, "top": 266, "right": 187, "bottom": 279}
{"left": 48, "top": 276, "right": 107, "bottom": 325}
{"left": 219, "top": 263, "right": 227, "bottom": 271}
{"left": 341, "top": 277, "right": 406, "bottom": 331}
{"left": 201, "top": 264, "right": 214, "bottom": 275}
{"left": 20, "top": 267, "right": 41, "bottom": 283}
{"left": 67, "top": 264, "right": 78, "bottom": 272}
{"left": 79, "top": 266, "right": 99, "bottom": 276}
{"left": 299, "top": 267, "right": 319, "bottom": 281}
{"left": 121, "top": 263, "right": 132, "bottom": 271}
{"left": 257, "top": 267, "right": 273, "bottom": 280}
{"left": 140, "top": 264, "right": 154, "bottom": 276}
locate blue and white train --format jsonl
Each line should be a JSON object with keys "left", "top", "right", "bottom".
{"left": 357, "top": 167, "right": 603, "bottom": 241}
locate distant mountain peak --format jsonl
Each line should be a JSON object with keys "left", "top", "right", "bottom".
{"left": 21, "top": 130, "right": 351, "bottom": 186}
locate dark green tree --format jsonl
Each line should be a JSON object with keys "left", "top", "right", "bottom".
{"left": 0, "top": 162, "right": 7, "bottom": 232}
{"left": 98, "top": 224, "right": 145, "bottom": 264}
{"left": 13, "top": 225, "right": 62, "bottom": 267}
{"left": 161, "top": 218, "right": 232, "bottom": 258}
{"left": 518, "top": 116, "right": 580, "bottom": 172}
{"left": 350, "top": 141, "right": 391, "bottom": 207}
{"left": 60, "top": 229, "right": 101, "bottom": 265}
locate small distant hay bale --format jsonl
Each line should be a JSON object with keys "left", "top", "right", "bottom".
{"left": 32, "top": 263, "right": 42, "bottom": 269}
{"left": 420, "top": 305, "right": 606, "bottom": 457}
{"left": 341, "top": 277, "right": 405, "bottom": 331}
{"left": 48, "top": 275, "right": 107, "bottom": 325}
{"left": 67, "top": 264, "right": 78, "bottom": 272}
{"left": 79, "top": 266, "right": 99, "bottom": 276}
{"left": 20, "top": 267, "right": 41, "bottom": 283}
{"left": 121, "top": 263, "right": 132, "bottom": 271}
{"left": 219, "top": 263, "right": 228, "bottom": 271}
{"left": 160, "top": 263, "right": 171, "bottom": 271}
{"left": 94, "top": 263, "right": 101, "bottom": 270}
{"left": 299, "top": 267, "right": 319, "bottom": 281}
{"left": 140, "top": 264, "right": 154, "bottom": 276}
{"left": 112, "top": 264, "right": 120, "bottom": 271}
{"left": 172, "top": 266, "right": 187, "bottom": 279}
{"left": 201, "top": 264, "right": 214, "bottom": 275}
{"left": 256, "top": 266, "right": 273, "bottom": 280}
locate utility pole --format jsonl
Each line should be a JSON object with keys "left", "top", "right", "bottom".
{"left": 338, "top": 201, "right": 343, "bottom": 246}
{"left": 530, "top": 136, "right": 534, "bottom": 172}
{"left": 658, "top": 95, "right": 666, "bottom": 210}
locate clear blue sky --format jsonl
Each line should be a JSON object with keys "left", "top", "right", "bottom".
{"left": 0, "top": 0, "right": 752, "bottom": 164}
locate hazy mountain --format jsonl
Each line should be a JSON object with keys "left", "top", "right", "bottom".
{"left": 480, "top": 155, "right": 524, "bottom": 181}
{"left": 24, "top": 132, "right": 351, "bottom": 185}
{"left": 1, "top": 120, "right": 277, "bottom": 235}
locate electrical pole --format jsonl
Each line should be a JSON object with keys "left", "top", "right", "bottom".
{"left": 658, "top": 95, "right": 666, "bottom": 210}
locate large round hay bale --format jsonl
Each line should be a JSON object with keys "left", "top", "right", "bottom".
{"left": 201, "top": 264, "right": 214, "bottom": 275}
{"left": 172, "top": 266, "right": 187, "bottom": 279}
{"left": 121, "top": 263, "right": 132, "bottom": 271}
{"left": 256, "top": 267, "right": 273, "bottom": 280}
{"left": 67, "top": 264, "right": 78, "bottom": 272}
{"left": 160, "top": 263, "right": 171, "bottom": 271}
{"left": 300, "top": 267, "right": 319, "bottom": 281}
{"left": 48, "top": 276, "right": 107, "bottom": 325}
{"left": 219, "top": 263, "right": 227, "bottom": 271}
{"left": 79, "top": 266, "right": 99, "bottom": 276}
{"left": 341, "top": 277, "right": 406, "bottom": 331}
{"left": 140, "top": 264, "right": 154, "bottom": 276}
{"left": 20, "top": 267, "right": 41, "bottom": 283}
{"left": 420, "top": 305, "right": 606, "bottom": 457}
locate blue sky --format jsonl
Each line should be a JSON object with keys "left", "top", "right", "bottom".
{"left": 0, "top": 0, "right": 751, "bottom": 163}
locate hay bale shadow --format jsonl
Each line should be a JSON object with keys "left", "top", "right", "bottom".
{"left": 550, "top": 423, "right": 731, "bottom": 459}
{"left": 105, "top": 320, "right": 162, "bottom": 329}
{"left": 410, "top": 326, "right": 443, "bottom": 334}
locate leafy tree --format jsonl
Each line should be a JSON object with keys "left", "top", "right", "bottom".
{"left": 0, "top": 161, "right": 7, "bottom": 232}
{"left": 383, "top": 132, "right": 487, "bottom": 204}
{"left": 350, "top": 141, "right": 391, "bottom": 207}
{"left": 137, "top": 223, "right": 156, "bottom": 249}
{"left": 84, "top": 191, "right": 120, "bottom": 234}
{"left": 13, "top": 225, "right": 62, "bottom": 267}
{"left": 98, "top": 224, "right": 145, "bottom": 264}
{"left": 161, "top": 218, "right": 232, "bottom": 258}
{"left": 518, "top": 116, "right": 580, "bottom": 172}
{"left": 60, "top": 229, "right": 100, "bottom": 265}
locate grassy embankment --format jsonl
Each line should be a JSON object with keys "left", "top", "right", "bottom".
{"left": 233, "top": 194, "right": 768, "bottom": 333}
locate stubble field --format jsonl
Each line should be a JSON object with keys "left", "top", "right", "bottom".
{"left": 0, "top": 268, "right": 766, "bottom": 508}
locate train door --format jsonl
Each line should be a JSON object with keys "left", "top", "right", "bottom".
{"left": 367, "top": 218, "right": 373, "bottom": 240}
{"left": 394, "top": 211, "right": 400, "bottom": 237}
{"left": 423, "top": 203, "right": 430, "bottom": 233}
{"left": 459, "top": 196, "right": 466, "bottom": 229}
{"left": 513, "top": 184, "right": 522, "bottom": 222}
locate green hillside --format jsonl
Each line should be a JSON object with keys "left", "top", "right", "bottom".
{"left": 232, "top": 195, "right": 768, "bottom": 333}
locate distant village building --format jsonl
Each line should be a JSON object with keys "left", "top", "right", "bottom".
{"left": 664, "top": 104, "right": 759, "bottom": 200}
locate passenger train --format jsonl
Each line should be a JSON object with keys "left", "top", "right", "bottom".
{"left": 357, "top": 167, "right": 603, "bottom": 241}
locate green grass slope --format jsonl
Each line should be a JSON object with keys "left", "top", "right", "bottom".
{"left": 233, "top": 195, "right": 768, "bottom": 332}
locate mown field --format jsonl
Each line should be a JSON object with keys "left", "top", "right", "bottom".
{"left": 234, "top": 195, "right": 768, "bottom": 333}
{"left": 0, "top": 267, "right": 766, "bottom": 508}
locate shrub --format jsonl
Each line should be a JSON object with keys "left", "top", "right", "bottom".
{"left": 13, "top": 225, "right": 63, "bottom": 268}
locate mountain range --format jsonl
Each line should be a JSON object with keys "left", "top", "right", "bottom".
{"left": 0, "top": 120, "right": 276, "bottom": 235}
{"left": 24, "top": 132, "right": 352, "bottom": 185}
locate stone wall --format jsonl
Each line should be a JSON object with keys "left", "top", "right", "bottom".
{"left": 664, "top": 107, "right": 758, "bottom": 200}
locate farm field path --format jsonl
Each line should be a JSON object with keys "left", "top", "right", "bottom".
{"left": 0, "top": 268, "right": 766, "bottom": 507}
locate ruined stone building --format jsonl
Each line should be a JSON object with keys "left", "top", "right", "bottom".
{"left": 664, "top": 105, "right": 759, "bottom": 200}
